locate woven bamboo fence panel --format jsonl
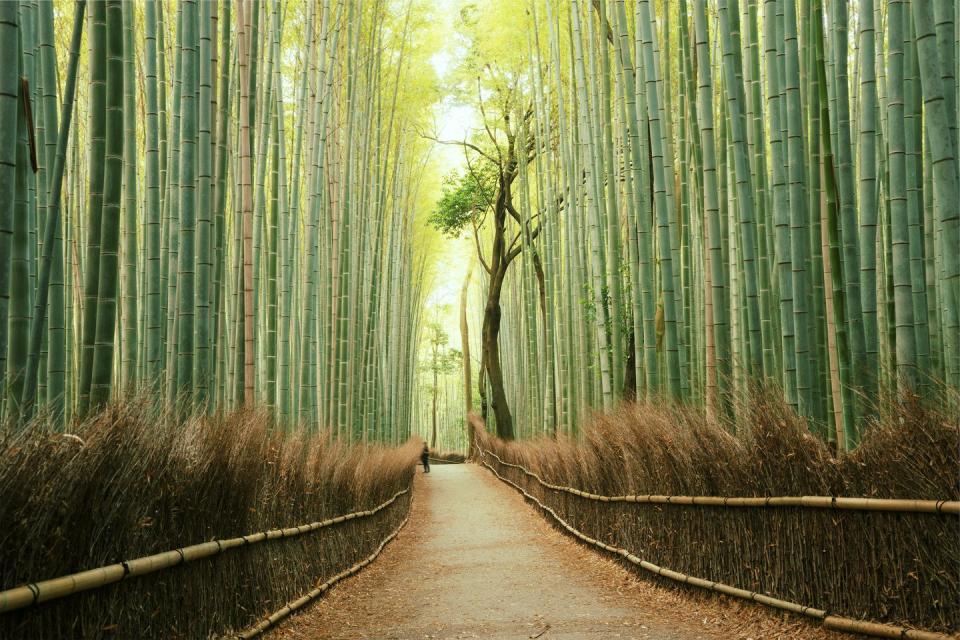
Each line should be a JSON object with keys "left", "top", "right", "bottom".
{"left": 0, "top": 488, "right": 409, "bottom": 614}
{"left": 480, "top": 451, "right": 956, "bottom": 640}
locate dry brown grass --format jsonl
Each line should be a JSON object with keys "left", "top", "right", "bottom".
{"left": 476, "top": 391, "right": 960, "bottom": 634}
{"left": 0, "top": 399, "right": 419, "bottom": 639}
{"left": 429, "top": 450, "right": 467, "bottom": 463}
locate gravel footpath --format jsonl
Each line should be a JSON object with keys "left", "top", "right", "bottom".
{"left": 271, "top": 464, "right": 848, "bottom": 640}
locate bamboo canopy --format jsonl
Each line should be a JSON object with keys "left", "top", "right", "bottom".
{"left": 1, "top": 0, "right": 427, "bottom": 443}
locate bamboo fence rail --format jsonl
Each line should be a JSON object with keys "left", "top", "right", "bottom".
{"left": 0, "top": 487, "right": 410, "bottom": 614}
{"left": 479, "top": 453, "right": 955, "bottom": 640}
{"left": 234, "top": 516, "right": 409, "bottom": 638}
{"left": 480, "top": 448, "right": 959, "bottom": 514}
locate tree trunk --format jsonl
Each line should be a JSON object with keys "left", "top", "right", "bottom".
{"left": 431, "top": 361, "right": 438, "bottom": 449}
{"left": 623, "top": 330, "right": 637, "bottom": 401}
{"left": 482, "top": 269, "right": 513, "bottom": 439}
{"left": 461, "top": 262, "right": 474, "bottom": 452}
{"left": 529, "top": 247, "right": 556, "bottom": 431}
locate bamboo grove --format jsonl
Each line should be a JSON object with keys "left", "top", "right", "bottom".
{"left": 1, "top": 0, "right": 957, "bottom": 450}
{"left": 448, "top": 0, "right": 957, "bottom": 447}
{"left": 0, "top": 0, "right": 429, "bottom": 441}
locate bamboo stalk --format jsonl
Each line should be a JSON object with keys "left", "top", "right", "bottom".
{"left": 19, "top": 0, "right": 86, "bottom": 419}
{"left": 823, "top": 616, "right": 953, "bottom": 640}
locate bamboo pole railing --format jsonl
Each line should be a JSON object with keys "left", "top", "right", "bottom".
{"left": 0, "top": 487, "right": 410, "bottom": 614}
{"left": 479, "top": 453, "right": 955, "bottom": 640}
{"left": 234, "top": 515, "right": 409, "bottom": 638}
{"left": 480, "top": 448, "right": 959, "bottom": 515}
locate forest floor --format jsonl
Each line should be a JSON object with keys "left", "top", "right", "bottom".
{"left": 270, "top": 464, "right": 848, "bottom": 640}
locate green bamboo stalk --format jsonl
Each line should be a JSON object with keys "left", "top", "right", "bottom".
{"left": 811, "top": 4, "right": 855, "bottom": 447}
{"left": 163, "top": 1, "right": 185, "bottom": 403}
{"left": 120, "top": 0, "right": 137, "bottom": 392}
{"left": 88, "top": 0, "right": 125, "bottom": 410}
{"left": 0, "top": 3, "right": 18, "bottom": 414}
{"left": 172, "top": 0, "right": 198, "bottom": 399}
{"left": 826, "top": 0, "right": 868, "bottom": 415}
{"left": 904, "top": 12, "right": 932, "bottom": 388}
{"left": 887, "top": 0, "right": 917, "bottom": 390}
{"left": 212, "top": 0, "right": 232, "bottom": 408}
{"left": 7, "top": 67, "right": 30, "bottom": 421}
{"left": 571, "top": 0, "right": 613, "bottom": 409}
{"left": 237, "top": 0, "right": 255, "bottom": 406}
{"left": 742, "top": 0, "right": 774, "bottom": 378}
{"left": 39, "top": 0, "right": 66, "bottom": 420}
{"left": 693, "top": 0, "right": 730, "bottom": 411}
{"left": 910, "top": 0, "right": 960, "bottom": 388}
{"left": 156, "top": 0, "right": 169, "bottom": 382}
{"left": 31, "top": 0, "right": 49, "bottom": 409}
{"left": 144, "top": 0, "right": 162, "bottom": 388}
{"left": 858, "top": 0, "right": 880, "bottom": 409}
{"left": 783, "top": 0, "right": 814, "bottom": 416}
{"left": 596, "top": 0, "right": 624, "bottom": 398}
{"left": 77, "top": 0, "right": 108, "bottom": 415}
{"left": 717, "top": 0, "right": 762, "bottom": 378}
{"left": 195, "top": 0, "right": 213, "bottom": 407}
{"left": 636, "top": 0, "right": 681, "bottom": 397}
{"left": 20, "top": 0, "right": 86, "bottom": 420}
{"left": 20, "top": 3, "right": 36, "bottom": 345}
{"left": 618, "top": 0, "right": 657, "bottom": 397}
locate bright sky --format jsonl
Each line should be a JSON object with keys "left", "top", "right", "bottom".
{"left": 421, "top": 26, "right": 480, "bottom": 348}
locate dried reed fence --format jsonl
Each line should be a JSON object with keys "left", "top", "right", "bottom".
{"left": 429, "top": 451, "right": 467, "bottom": 464}
{"left": 235, "top": 515, "right": 409, "bottom": 638}
{"left": 0, "top": 400, "right": 420, "bottom": 639}
{"left": 473, "top": 392, "right": 959, "bottom": 636}
{"left": 481, "top": 448, "right": 958, "bottom": 514}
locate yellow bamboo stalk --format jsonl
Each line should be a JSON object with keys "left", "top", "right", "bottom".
{"left": 823, "top": 616, "right": 956, "bottom": 640}
{"left": 479, "top": 449, "right": 959, "bottom": 514}
{"left": 0, "top": 488, "right": 409, "bottom": 614}
{"left": 480, "top": 454, "right": 955, "bottom": 640}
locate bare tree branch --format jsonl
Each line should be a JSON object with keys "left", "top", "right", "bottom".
{"left": 507, "top": 230, "right": 523, "bottom": 259}
{"left": 472, "top": 217, "right": 493, "bottom": 275}
{"left": 416, "top": 126, "right": 499, "bottom": 165}
{"left": 476, "top": 76, "right": 504, "bottom": 167}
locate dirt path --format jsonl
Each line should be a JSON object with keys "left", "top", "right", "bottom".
{"left": 272, "top": 464, "right": 843, "bottom": 640}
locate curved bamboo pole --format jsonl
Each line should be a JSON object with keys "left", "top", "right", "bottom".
{"left": 479, "top": 448, "right": 959, "bottom": 515}
{"left": 0, "top": 488, "right": 409, "bottom": 614}
{"left": 480, "top": 453, "right": 952, "bottom": 640}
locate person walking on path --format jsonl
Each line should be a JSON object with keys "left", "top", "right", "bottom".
{"left": 421, "top": 443, "right": 430, "bottom": 473}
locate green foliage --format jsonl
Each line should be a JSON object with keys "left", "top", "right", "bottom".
{"left": 444, "top": 0, "right": 541, "bottom": 104}
{"left": 420, "top": 321, "right": 462, "bottom": 376}
{"left": 428, "top": 162, "right": 497, "bottom": 238}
